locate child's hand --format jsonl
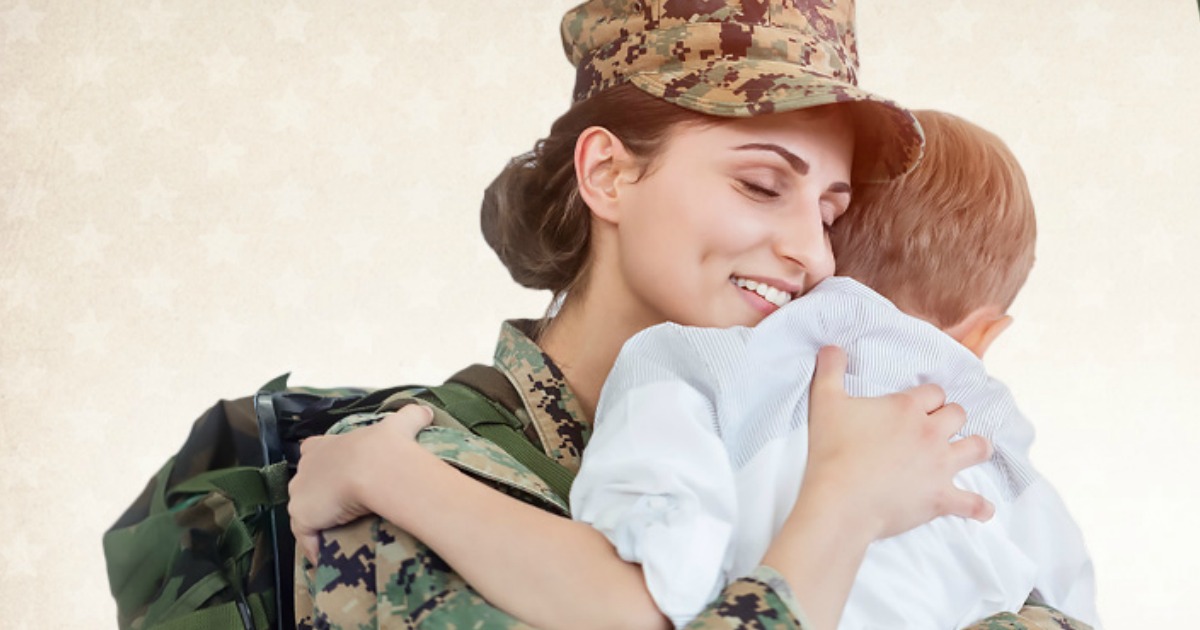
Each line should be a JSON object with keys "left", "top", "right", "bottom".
{"left": 288, "top": 403, "right": 434, "bottom": 564}
{"left": 804, "top": 345, "right": 994, "bottom": 542}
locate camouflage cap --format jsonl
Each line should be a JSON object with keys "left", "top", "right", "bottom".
{"left": 561, "top": 0, "right": 923, "bottom": 182}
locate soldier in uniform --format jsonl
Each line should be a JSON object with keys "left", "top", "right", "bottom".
{"left": 287, "top": 1, "right": 1095, "bottom": 628}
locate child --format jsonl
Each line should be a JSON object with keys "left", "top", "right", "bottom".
{"left": 570, "top": 110, "right": 1100, "bottom": 629}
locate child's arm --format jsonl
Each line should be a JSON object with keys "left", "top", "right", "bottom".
{"left": 568, "top": 379, "right": 741, "bottom": 627}
{"left": 291, "top": 363, "right": 739, "bottom": 629}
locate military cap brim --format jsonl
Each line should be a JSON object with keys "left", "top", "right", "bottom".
{"left": 628, "top": 59, "right": 924, "bottom": 183}
{"left": 563, "top": 1, "right": 925, "bottom": 183}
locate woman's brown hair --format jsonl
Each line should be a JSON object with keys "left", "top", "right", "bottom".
{"left": 481, "top": 84, "right": 716, "bottom": 312}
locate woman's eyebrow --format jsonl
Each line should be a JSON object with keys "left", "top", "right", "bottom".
{"left": 734, "top": 144, "right": 852, "bottom": 193}
{"left": 733, "top": 143, "right": 809, "bottom": 175}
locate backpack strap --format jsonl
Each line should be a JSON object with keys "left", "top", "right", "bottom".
{"left": 240, "top": 367, "right": 576, "bottom": 630}
{"left": 448, "top": 363, "right": 527, "bottom": 417}
{"left": 167, "top": 463, "right": 289, "bottom": 516}
{"left": 424, "top": 365, "right": 577, "bottom": 507}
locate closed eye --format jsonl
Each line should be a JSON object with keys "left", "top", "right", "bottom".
{"left": 738, "top": 179, "right": 780, "bottom": 199}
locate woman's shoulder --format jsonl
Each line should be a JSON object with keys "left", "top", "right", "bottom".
{"left": 329, "top": 387, "right": 571, "bottom": 517}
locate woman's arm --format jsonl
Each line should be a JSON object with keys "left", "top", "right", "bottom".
{"left": 763, "top": 346, "right": 994, "bottom": 629}
{"left": 292, "top": 404, "right": 670, "bottom": 630}
{"left": 290, "top": 347, "right": 997, "bottom": 630}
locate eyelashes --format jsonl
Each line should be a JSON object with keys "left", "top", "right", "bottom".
{"left": 736, "top": 178, "right": 847, "bottom": 228}
{"left": 737, "top": 179, "right": 780, "bottom": 199}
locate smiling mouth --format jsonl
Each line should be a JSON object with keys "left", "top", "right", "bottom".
{"left": 731, "top": 276, "right": 795, "bottom": 308}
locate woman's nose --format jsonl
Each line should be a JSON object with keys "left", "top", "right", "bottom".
{"left": 773, "top": 205, "right": 835, "bottom": 286}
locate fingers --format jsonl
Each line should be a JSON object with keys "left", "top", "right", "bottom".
{"left": 903, "top": 382, "right": 948, "bottom": 415}
{"left": 949, "top": 434, "right": 993, "bottom": 469}
{"left": 939, "top": 436, "right": 994, "bottom": 524}
{"left": 382, "top": 403, "right": 434, "bottom": 438}
{"left": 941, "top": 486, "right": 996, "bottom": 523}
{"left": 300, "top": 533, "right": 319, "bottom": 565}
{"left": 929, "top": 402, "right": 967, "bottom": 439}
{"left": 288, "top": 500, "right": 317, "bottom": 563}
{"left": 299, "top": 435, "right": 327, "bottom": 455}
{"left": 812, "top": 346, "right": 847, "bottom": 396}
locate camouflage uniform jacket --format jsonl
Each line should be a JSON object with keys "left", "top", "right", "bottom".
{"left": 294, "top": 320, "right": 1091, "bottom": 630}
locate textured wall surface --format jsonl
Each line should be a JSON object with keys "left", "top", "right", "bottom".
{"left": 2, "top": 1, "right": 1197, "bottom": 626}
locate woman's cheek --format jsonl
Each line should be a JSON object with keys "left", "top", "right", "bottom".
{"left": 708, "top": 209, "right": 773, "bottom": 256}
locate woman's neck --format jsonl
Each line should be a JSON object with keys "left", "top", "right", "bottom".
{"left": 537, "top": 289, "right": 658, "bottom": 422}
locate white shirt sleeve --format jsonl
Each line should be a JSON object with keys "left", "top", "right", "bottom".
{"left": 570, "top": 327, "right": 739, "bottom": 628}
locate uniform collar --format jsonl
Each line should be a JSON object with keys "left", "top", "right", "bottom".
{"left": 494, "top": 319, "right": 592, "bottom": 473}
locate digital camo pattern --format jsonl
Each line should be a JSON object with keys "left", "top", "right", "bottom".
{"left": 297, "top": 410, "right": 545, "bottom": 629}
{"left": 294, "top": 319, "right": 809, "bottom": 628}
{"left": 327, "top": 405, "right": 569, "bottom": 516}
{"left": 563, "top": 0, "right": 860, "bottom": 99}
{"left": 293, "top": 319, "right": 1096, "bottom": 628}
{"left": 963, "top": 602, "right": 1094, "bottom": 630}
{"left": 683, "top": 567, "right": 806, "bottom": 629}
{"left": 559, "top": 0, "right": 923, "bottom": 182}
{"left": 495, "top": 320, "right": 591, "bottom": 474}
{"left": 297, "top": 514, "right": 535, "bottom": 630}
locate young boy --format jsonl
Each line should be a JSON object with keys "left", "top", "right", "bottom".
{"left": 569, "top": 110, "right": 1100, "bottom": 629}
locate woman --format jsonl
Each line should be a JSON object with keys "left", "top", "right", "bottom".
{"left": 289, "top": 2, "right": 1088, "bottom": 628}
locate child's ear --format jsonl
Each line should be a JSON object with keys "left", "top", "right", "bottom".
{"left": 945, "top": 306, "right": 1012, "bottom": 359}
{"left": 575, "top": 126, "right": 635, "bottom": 225}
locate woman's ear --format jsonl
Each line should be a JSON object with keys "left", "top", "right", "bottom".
{"left": 575, "top": 126, "right": 633, "bottom": 225}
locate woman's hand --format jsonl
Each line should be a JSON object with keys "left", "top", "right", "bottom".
{"left": 804, "top": 345, "right": 994, "bottom": 541}
{"left": 762, "top": 346, "right": 994, "bottom": 630}
{"left": 288, "top": 403, "right": 433, "bottom": 563}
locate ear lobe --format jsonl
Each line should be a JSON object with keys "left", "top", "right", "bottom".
{"left": 957, "top": 312, "right": 1013, "bottom": 359}
{"left": 575, "top": 126, "right": 630, "bottom": 225}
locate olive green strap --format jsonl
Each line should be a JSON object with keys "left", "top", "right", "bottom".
{"left": 149, "top": 590, "right": 271, "bottom": 630}
{"left": 167, "top": 462, "right": 289, "bottom": 518}
{"left": 425, "top": 382, "right": 576, "bottom": 506}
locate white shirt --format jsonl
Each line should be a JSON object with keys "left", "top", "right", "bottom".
{"left": 571, "top": 277, "right": 1100, "bottom": 629}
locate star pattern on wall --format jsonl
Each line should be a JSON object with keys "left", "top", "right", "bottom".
{"left": 0, "top": 266, "right": 38, "bottom": 311}
{"left": 332, "top": 41, "right": 382, "bottom": 87}
{"left": 129, "top": 0, "right": 180, "bottom": 42}
{"left": 131, "top": 266, "right": 180, "bottom": 310}
{"left": 0, "top": 3, "right": 1195, "bottom": 628}
{"left": 273, "top": 2, "right": 311, "bottom": 42}
{"left": 202, "top": 132, "right": 247, "bottom": 176}
{"left": 2, "top": 0, "right": 44, "bottom": 43}
{"left": 70, "top": 50, "right": 114, "bottom": 86}
{"left": 133, "top": 91, "right": 181, "bottom": 132}
{"left": 201, "top": 45, "right": 247, "bottom": 86}
{"left": 2, "top": 175, "right": 46, "bottom": 220}
{"left": 397, "top": 2, "right": 444, "bottom": 42}
{"left": 134, "top": 177, "right": 180, "bottom": 220}
{"left": 1, "top": 88, "right": 42, "bottom": 130}
{"left": 267, "top": 87, "right": 314, "bottom": 131}
{"left": 65, "top": 133, "right": 111, "bottom": 175}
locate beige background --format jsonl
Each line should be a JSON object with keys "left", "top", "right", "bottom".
{"left": 2, "top": 0, "right": 1197, "bottom": 627}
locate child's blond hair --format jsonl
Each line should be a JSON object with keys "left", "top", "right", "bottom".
{"left": 829, "top": 110, "right": 1037, "bottom": 329}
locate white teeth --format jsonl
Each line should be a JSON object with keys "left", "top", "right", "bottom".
{"left": 732, "top": 277, "right": 793, "bottom": 308}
